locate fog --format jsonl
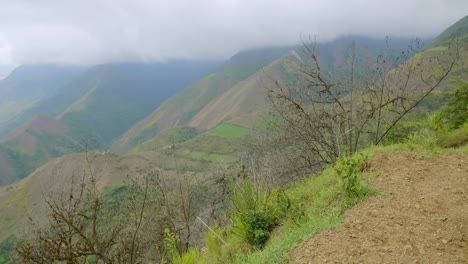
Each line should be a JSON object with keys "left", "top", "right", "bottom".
{"left": 0, "top": 0, "right": 467, "bottom": 66}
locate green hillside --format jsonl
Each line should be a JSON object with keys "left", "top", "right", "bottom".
{"left": 110, "top": 47, "right": 291, "bottom": 153}
{"left": 0, "top": 61, "right": 218, "bottom": 185}
{"left": 155, "top": 17, "right": 468, "bottom": 264}
{"left": 58, "top": 62, "right": 218, "bottom": 148}
{"left": 428, "top": 15, "right": 468, "bottom": 48}
{"left": 0, "top": 65, "right": 85, "bottom": 138}
{"left": 0, "top": 115, "right": 82, "bottom": 185}
{"left": 0, "top": 151, "right": 150, "bottom": 242}
{"left": 422, "top": 22, "right": 468, "bottom": 78}
{"left": 0, "top": 143, "right": 220, "bottom": 244}
{"left": 117, "top": 36, "right": 416, "bottom": 158}
{"left": 2, "top": 14, "right": 468, "bottom": 264}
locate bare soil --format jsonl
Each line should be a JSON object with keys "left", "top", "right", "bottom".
{"left": 289, "top": 151, "right": 468, "bottom": 264}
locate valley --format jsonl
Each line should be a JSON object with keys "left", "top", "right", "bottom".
{"left": 0, "top": 9, "right": 467, "bottom": 264}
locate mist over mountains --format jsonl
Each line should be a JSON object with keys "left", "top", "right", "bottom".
{"left": 0, "top": 3, "right": 467, "bottom": 263}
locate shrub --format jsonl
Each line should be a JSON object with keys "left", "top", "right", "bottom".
{"left": 230, "top": 179, "right": 291, "bottom": 249}
{"left": 426, "top": 112, "right": 448, "bottom": 131}
{"left": 174, "top": 247, "right": 199, "bottom": 264}
{"left": 0, "top": 235, "right": 18, "bottom": 264}
{"left": 444, "top": 79, "right": 468, "bottom": 127}
{"left": 383, "top": 121, "right": 420, "bottom": 144}
{"left": 163, "top": 228, "right": 180, "bottom": 263}
{"left": 437, "top": 122, "right": 468, "bottom": 148}
{"left": 335, "top": 154, "right": 370, "bottom": 198}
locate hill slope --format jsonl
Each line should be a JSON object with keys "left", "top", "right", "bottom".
{"left": 110, "top": 47, "right": 291, "bottom": 153}
{"left": 0, "top": 65, "right": 85, "bottom": 138}
{"left": 0, "top": 147, "right": 213, "bottom": 242}
{"left": 0, "top": 61, "right": 218, "bottom": 185}
{"left": 0, "top": 115, "right": 82, "bottom": 185}
{"left": 57, "top": 61, "right": 218, "bottom": 148}
{"left": 115, "top": 36, "right": 416, "bottom": 156}
{"left": 428, "top": 15, "right": 468, "bottom": 48}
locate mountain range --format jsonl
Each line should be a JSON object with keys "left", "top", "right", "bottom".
{"left": 0, "top": 15, "right": 467, "bottom": 256}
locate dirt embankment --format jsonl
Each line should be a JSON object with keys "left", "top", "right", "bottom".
{"left": 289, "top": 151, "right": 468, "bottom": 264}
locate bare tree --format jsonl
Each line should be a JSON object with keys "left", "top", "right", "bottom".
{"left": 15, "top": 152, "right": 159, "bottom": 264}
{"left": 257, "top": 38, "right": 459, "bottom": 181}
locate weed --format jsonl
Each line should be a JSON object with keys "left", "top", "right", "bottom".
{"left": 335, "top": 154, "right": 370, "bottom": 198}
{"left": 230, "top": 180, "right": 290, "bottom": 249}
{"left": 162, "top": 228, "right": 180, "bottom": 264}
{"left": 206, "top": 124, "right": 248, "bottom": 138}
{"left": 437, "top": 122, "right": 468, "bottom": 148}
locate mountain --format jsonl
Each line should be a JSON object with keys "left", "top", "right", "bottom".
{"left": 1, "top": 15, "right": 468, "bottom": 264}
{"left": 112, "top": 37, "right": 416, "bottom": 154}
{"left": 2, "top": 16, "right": 468, "bottom": 263}
{"left": 0, "top": 65, "right": 85, "bottom": 138}
{"left": 56, "top": 61, "right": 219, "bottom": 148}
{"left": 0, "top": 115, "right": 82, "bottom": 185}
{"left": 422, "top": 15, "right": 468, "bottom": 77}
{"left": 0, "top": 65, "right": 14, "bottom": 80}
{"left": 0, "top": 152, "right": 134, "bottom": 241}
{"left": 0, "top": 60, "right": 219, "bottom": 185}
{"left": 0, "top": 147, "right": 214, "bottom": 243}
{"left": 428, "top": 15, "right": 468, "bottom": 48}
{"left": 110, "top": 47, "right": 291, "bottom": 153}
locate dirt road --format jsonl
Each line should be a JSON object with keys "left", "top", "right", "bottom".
{"left": 289, "top": 151, "right": 468, "bottom": 263}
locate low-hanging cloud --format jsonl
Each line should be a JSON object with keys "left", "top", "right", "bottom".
{"left": 0, "top": 0, "right": 467, "bottom": 66}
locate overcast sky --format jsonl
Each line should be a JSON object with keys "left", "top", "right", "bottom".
{"left": 0, "top": 0, "right": 467, "bottom": 67}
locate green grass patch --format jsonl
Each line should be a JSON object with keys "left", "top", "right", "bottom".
{"left": 205, "top": 124, "right": 248, "bottom": 138}
{"left": 422, "top": 46, "right": 449, "bottom": 56}
{"left": 236, "top": 156, "right": 374, "bottom": 263}
{"left": 438, "top": 123, "right": 468, "bottom": 148}
{"left": 176, "top": 151, "right": 375, "bottom": 264}
{"left": 189, "top": 151, "right": 235, "bottom": 162}
{"left": 0, "top": 235, "right": 18, "bottom": 264}
{"left": 177, "top": 134, "right": 246, "bottom": 155}
{"left": 177, "top": 127, "right": 468, "bottom": 264}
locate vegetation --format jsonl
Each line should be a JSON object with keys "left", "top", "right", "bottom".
{"left": 188, "top": 151, "right": 234, "bottom": 162}
{"left": 0, "top": 65, "right": 85, "bottom": 139}
{"left": 170, "top": 127, "right": 199, "bottom": 144}
{"left": 335, "top": 153, "right": 371, "bottom": 198}
{"left": 205, "top": 124, "right": 248, "bottom": 138}
{"left": 428, "top": 15, "right": 468, "bottom": 48}
{"left": 0, "top": 124, "right": 85, "bottom": 184}
{"left": 0, "top": 235, "right": 17, "bottom": 264}
{"left": 110, "top": 47, "right": 290, "bottom": 153}
{"left": 230, "top": 179, "right": 290, "bottom": 249}
{"left": 166, "top": 149, "right": 374, "bottom": 264}
{"left": 171, "top": 114, "right": 468, "bottom": 264}
{"left": 443, "top": 79, "right": 468, "bottom": 127}
{"left": 0, "top": 61, "right": 218, "bottom": 185}
{"left": 3, "top": 15, "right": 468, "bottom": 264}
{"left": 13, "top": 152, "right": 220, "bottom": 264}
{"left": 162, "top": 23, "right": 467, "bottom": 263}
{"left": 254, "top": 37, "right": 459, "bottom": 182}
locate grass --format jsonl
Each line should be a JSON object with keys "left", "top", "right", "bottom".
{"left": 205, "top": 124, "right": 248, "bottom": 138}
{"left": 422, "top": 46, "right": 449, "bottom": 56}
{"left": 112, "top": 48, "right": 288, "bottom": 153}
{"left": 177, "top": 134, "right": 246, "bottom": 155}
{"left": 176, "top": 150, "right": 375, "bottom": 264}
{"left": 176, "top": 120, "right": 468, "bottom": 264}
{"left": 0, "top": 186, "right": 29, "bottom": 230}
{"left": 235, "top": 155, "right": 374, "bottom": 264}
{"left": 188, "top": 151, "right": 236, "bottom": 162}
{"left": 438, "top": 123, "right": 468, "bottom": 148}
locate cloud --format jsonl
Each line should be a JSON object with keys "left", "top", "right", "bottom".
{"left": 0, "top": 0, "right": 467, "bottom": 65}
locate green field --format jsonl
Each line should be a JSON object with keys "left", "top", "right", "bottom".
{"left": 185, "top": 150, "right": 235, "bottom": 162}
{"left": 205, "top": 124, "right": 248, "bottom": 138}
